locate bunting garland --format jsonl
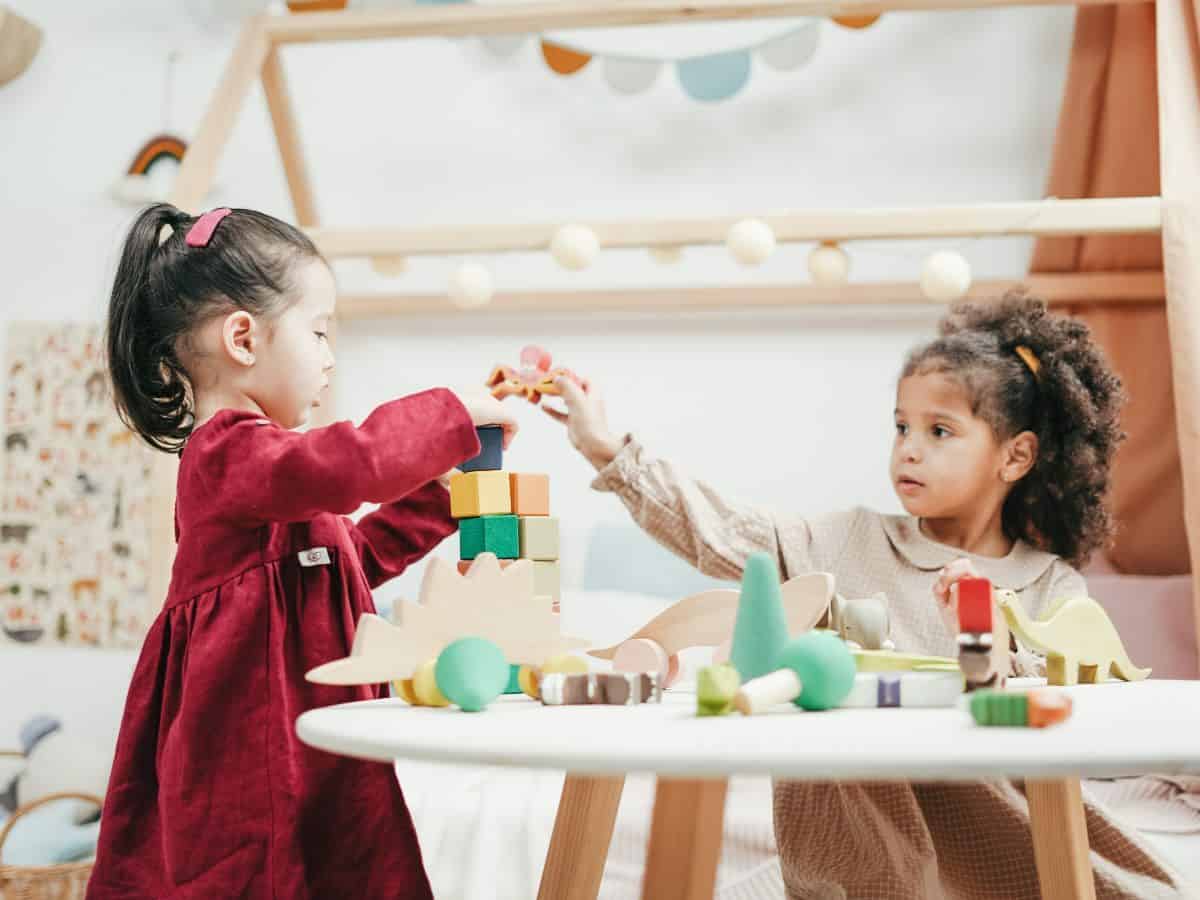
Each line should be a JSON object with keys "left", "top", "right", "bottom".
{"left": 406, "top": 0, "right": 832, "bottom": 102}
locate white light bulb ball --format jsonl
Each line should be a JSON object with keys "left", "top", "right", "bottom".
{"left": 920, "top": 251, "right": 972, "bottom": 302}
{"left": 727, "top": 219, "right": 776, "bottom": 266}
{"left": 808, "top": 243, "right": 849, "bottom": 286}
{"left": 551, "top": 224, "right": 600, "bottom": 271}
{"left": 448, "top": 263, "right": 493, "bottom": 308}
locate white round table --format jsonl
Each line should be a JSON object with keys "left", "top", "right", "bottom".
{"left": 297, "top": 680, "right": 1200, "bottom": 900}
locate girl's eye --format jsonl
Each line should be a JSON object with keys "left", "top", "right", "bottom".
{"left": 895, "top": 423, "right": 908, "bottom": 436}
{"left": 932, "top": 425, "right": 950, "bottom": 438}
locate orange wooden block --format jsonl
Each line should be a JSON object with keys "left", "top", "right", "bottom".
{"left": 509, "top": 473, "right": 550, "bottom": 516}
{"left": 458, "top": 559, "right": 516, "bottom": 576}
{"left": 1027, "top": 690, "right": 1074, "bottom": 728}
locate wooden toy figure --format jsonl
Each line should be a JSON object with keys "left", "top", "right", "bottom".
{"left": 486, "top": 345, "right": 586, "bottom": 405}
{"left": 734, "top": 631, "right": 856, "bottom": 715}
{"left": 588, "top": 570, "right": 834, "bottom": 689}
{"left": 969, "top": 688, "right": 1073, "bottom": 728}
{"left": 955, "top": 576, "right": 1009, "bottom": 692}
{"left": 996, "top": 592, "right": 1151, "bottom": 686}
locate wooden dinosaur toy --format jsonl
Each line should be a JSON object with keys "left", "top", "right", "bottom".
{"left": 588, "top": 572, "right": 834, "bottom": 688}
{"left": 996, "top": 591, "right": 1151, "bottom": 686}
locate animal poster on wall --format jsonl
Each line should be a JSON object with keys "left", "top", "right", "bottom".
{"left": 1, "top": 322, "right": 155, "bottom": 649}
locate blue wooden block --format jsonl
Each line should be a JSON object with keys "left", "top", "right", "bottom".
{"left": 461, "top": 426, "right": 504, "bottom": 473}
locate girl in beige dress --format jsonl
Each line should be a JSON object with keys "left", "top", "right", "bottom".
{"left": 545, "top": 294, "right": 1190, "bottom": 899}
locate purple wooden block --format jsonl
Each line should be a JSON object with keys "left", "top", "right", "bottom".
{"left": 877, "top": 674, "right": 901, "bottom": 708}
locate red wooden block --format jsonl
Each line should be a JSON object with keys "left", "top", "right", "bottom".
{"left": 957, "top": 577, "right": 993, "bottom": 633}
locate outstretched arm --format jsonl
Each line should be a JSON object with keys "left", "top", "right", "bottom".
{"left": 544, "top": 377, "right": 801, "bottom": 581}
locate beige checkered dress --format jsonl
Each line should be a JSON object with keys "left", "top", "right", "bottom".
{"left": 592, "top": 437, "right": 1192, "bottom": 899}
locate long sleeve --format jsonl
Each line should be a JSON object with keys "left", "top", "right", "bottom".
{"left": 196, "top": 388, "right": 480, "bottom": 527}
{"left": 344, "top": 482, "right": 457, "bottom": 589}
{"left": 590, "top": 435, "right": 804, "bottom": 580}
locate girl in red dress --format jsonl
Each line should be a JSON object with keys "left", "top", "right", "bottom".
{"left": 88, "top": 204, "right": 517, "bottom": 899}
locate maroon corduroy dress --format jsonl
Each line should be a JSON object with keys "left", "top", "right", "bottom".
{"left": 86, "top": 388, "right": 480, "bottom": 899}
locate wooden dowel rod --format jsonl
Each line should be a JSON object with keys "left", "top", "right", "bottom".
{"left": 264, "top": 0, "right": 1152, "bottom": 45}
{"left": 308, "top": 198, "right": 1161, "bottom": 259}
{"left": 336, "top": 271, "right": 1164, "bottom": 318}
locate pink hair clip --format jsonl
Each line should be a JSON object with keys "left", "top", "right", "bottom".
{"left": 185, "top": 208, "right": 232, "bottom": 248}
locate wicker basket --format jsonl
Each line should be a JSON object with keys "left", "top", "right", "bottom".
{"left": 0, "top": 753, "right": 98, "bottom": 900}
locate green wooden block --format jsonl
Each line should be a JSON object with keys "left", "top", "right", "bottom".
{"left": 696, "top": 664, "right": 741, "bottom": 717}
{"left": 459, "top": 515, "right": 520, "bottom": 560}
{"left": 970, "top": 690, "right": 1029, "bottom": 726}
{"left": 519, "top": 516, "right": 560, "bottom": 561}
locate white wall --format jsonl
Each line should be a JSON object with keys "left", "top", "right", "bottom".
{"left": 0, "top": 0, "right": 1075, "bottom": 740}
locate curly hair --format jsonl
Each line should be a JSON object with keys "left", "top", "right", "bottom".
{"left": 900, "top": 292, "right": 1125, "bottom": 568}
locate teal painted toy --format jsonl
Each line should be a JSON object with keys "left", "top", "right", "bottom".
{"left": 729, "top": 553, "right": 789, "bottom": 682}
{"left": 459, "top": 514, "right": 520, "bottom": 560}
{"left": 735, "top": 630, "right": 856, "bottom": 713}
{"left": 435, "top": 637, "right": 510, "bottom": 712}
{"left": 504, "top": 663, "right": 523, "bottom": 695}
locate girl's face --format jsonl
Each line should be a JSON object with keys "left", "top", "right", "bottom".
{"left": 252, "top": 259, "right": 337, "bottom": 429}
{"left": 890, "top": 372, "right": 1009, "bottom": 519}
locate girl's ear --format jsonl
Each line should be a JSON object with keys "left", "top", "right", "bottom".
{"left": 1001, "top": 430, "right": 1039, "bottom": 483}
{"left": 222, "top": 311, "right": 257, "bottom": 367}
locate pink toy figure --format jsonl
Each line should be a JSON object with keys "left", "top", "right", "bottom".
{"left": 487, "top": 345, "right": 585, "bottom": 404}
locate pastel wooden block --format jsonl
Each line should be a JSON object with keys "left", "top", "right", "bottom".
{"left": 509, "top": 473, "right": 550, "bottom": 516}
{"left": 460, "top": 425, "right": 504, "bottom": 473}
{"left": 459, "top": 515, "right": 519, "bottom": 560}
{"left": 532, "top": 560, "right": 561, "bottom": 604}
{"left": 458, "top": 558, "right": 515, "bottom": 575}
{"left": 450, "top": 471, "right": 511, "bottom": 519}
{"left": 519, "top": 516, "right": 560, "bottom": 561}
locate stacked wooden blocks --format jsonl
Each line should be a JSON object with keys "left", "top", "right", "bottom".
{"left": 450, "top": 427, "right": 561, "bottom": 613}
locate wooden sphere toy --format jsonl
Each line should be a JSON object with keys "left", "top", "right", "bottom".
{"left": 435, "top": 637, "right": 509, "bottom": 712}
{"left": 734, "top": 631, "right": 856, "bottom": 714}
{"left": 412, "top": 658, "right": 450, "bottom": 707}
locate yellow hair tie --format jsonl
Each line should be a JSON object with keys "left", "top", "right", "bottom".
{"left": 1014, "top": 345, "right": 1041, "bottom": 379}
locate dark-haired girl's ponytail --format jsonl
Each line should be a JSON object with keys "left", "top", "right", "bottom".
{"left": 106, "top": 203, "right": 195, "bottom": 454}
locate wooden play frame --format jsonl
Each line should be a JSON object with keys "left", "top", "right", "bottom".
{"left": 158, "top": 3, "right": 1188, "bottom": 899}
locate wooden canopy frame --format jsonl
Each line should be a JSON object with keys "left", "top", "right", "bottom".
{"left": 159, "top": 6, "right": 1196, "bottom": 895}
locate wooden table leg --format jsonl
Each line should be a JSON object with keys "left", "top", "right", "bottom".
{"left": 641, "top": 777, "right": 729, "bottom": 900}
{"left": 538, "top": 774, "right": 625, "bottom": 900}
{"left": 1026, "top": 778, "right": 1097, "bottom": 900}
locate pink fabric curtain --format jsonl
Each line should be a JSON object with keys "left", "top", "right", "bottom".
{"left": 1031, "top": 8, "right": 1192, "bottom": 579}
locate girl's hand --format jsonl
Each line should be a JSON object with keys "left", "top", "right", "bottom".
{"left": 933, "top": 557, "right": 980, "bottom": 636}
{"left": 451, "top": 388, "right": 519, "bottom": 449}
{"left": 437, "top": 468, "right": 457, "bottom": 490}
{"left": 543, "top": 376, "right": 624, "bottom": 471}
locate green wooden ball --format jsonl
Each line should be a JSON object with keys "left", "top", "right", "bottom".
{"left": 778, "top": 631, "right": 856, "bottom": 711}
{"left": 435, "top": 637, "right": 510, "bottom": 712}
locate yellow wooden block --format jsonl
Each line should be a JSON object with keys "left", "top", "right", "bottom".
{"left": 450, "top": 471, "right": 511, "bottom": 519}
{"left": 392, "top": 678, "right": 419, "bottom": 705}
